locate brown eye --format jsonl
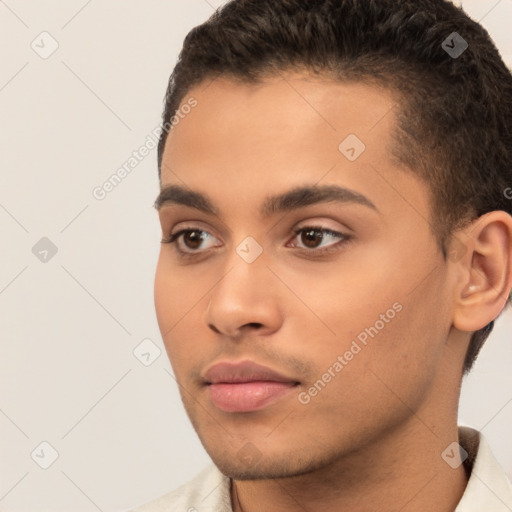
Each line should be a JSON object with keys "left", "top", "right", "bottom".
{"left": 161, "top": 228, "right": 220, "bottom": 256}
{"left": 182, "top": 230, "right": 206, "bottom": 249}
{"left": 289, "top": 226, "right": 349, "bottom": 254}
{"left": 301, "top": 228, "right": 324, "bottom": 248}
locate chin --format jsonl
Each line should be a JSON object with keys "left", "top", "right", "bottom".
{"left": 212, "top": 459, "right": 301, "bottom": 481}
{"left": 206, "top": 445, "right": 326, "bottom": 481}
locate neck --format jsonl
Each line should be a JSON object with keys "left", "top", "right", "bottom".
{"left": 231, "top": 418, "right": 469, "bottom": 512}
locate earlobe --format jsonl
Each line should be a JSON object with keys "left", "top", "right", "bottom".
{"left": 452, "top": 211, "right": 512, "bottom": 333}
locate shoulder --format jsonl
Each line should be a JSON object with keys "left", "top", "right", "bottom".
{"left": 129, "top": 463, "right": 232, "bottom": 512}
{"left": 456, "top": 426, "right": 512, "bottom": 511}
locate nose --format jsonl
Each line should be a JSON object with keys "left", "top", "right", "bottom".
{"left": 203, "top": 256, "right": 283, "bottom": 340}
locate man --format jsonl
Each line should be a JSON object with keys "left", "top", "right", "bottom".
{"left": 132, "top": 0, "right": 512, "bottom": 510}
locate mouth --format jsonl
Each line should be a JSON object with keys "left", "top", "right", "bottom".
{"left": 207, "top": 381, "right": 300, "bottom": 412}
{"left": 203, "top": 360, "right": 300, "bottom": 413}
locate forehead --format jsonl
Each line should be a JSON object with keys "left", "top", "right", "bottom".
{"left": 159, "top": 74, "right": 430, "bottom": 227}
{"left": 163, "top": 74, "right": 395, "bottom": 178}
{"left": 164, "top": 74, "right": 397, "bottom": 162}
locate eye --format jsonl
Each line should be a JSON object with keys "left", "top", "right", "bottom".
{"left": 287, "top": 226, "right": 350, "bottom": 254}
{"left": 160, "top": 225, "right": 350, "bottom": 258}
{"left": 160, "top": 228, "right": 220, "bottom": 256}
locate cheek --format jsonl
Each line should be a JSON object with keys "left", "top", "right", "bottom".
{"left": 301, "top": 251, "right": 446, "bottom": 396}
{"left": 285, "top": 255, "right": 403, "bottom": 345}
{"left": 347, "top": 275, "right": 450, "bottom": 412}
{"left": 293, "top": 295, "right": 442, "bottom": 439}
{"left": 154, "top": 255, "right": 195, "bottom": 358}
{"left": 154, "top": 253, "right": 204, "bottom": 329}
{"left": 154, "top": 255, "right": 179, "bottom": 333}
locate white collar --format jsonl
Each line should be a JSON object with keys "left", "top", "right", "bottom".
{"left": 455, "top": 426, "right": 512, "bottom": 511}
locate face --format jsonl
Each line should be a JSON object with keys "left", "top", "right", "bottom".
{"left": 154, "top": 74, "right": 460, "bottom": 480}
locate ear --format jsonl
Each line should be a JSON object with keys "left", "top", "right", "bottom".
{"left": 452, "top": 210, "right": 512, "bottom": 333}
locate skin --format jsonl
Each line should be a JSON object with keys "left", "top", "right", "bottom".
{"left": 154, "top": 73, "right": 512, "bottom": 512}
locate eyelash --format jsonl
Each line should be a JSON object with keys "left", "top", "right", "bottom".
{"left": 160, "top": 225, "right": 351, "bottom": 258}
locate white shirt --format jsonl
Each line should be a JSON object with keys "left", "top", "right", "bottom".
{"left": 130, "top": 426, "right": 512, "bottom": 512}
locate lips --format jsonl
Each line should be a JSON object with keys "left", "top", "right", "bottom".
{"left": 203, "top": 360, "right": 299, "bottom": 412}
{"left": 204, "top": 360, "right": 297, "bottom": 384}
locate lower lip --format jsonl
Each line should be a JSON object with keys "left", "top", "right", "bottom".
{"left": 207, "top": 381, "right": 298, "bottom": 412}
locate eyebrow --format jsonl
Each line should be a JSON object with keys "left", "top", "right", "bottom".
{"left": 153, "top": 183, "right": 378, "bottom": 216}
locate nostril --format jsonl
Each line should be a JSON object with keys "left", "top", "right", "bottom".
{"left": 245, "top": 322, "right": 263, "bottom": 329}
{"left": 208, "top": 323, "right": 221, "bottom": 333}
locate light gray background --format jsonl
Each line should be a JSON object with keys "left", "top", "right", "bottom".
{"left": 0, "top": 1, "right": 511, "bottom": 511}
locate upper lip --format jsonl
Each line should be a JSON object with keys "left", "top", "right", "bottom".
{"left": 203, "top": 360, "right": 298, "bottom": 385}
